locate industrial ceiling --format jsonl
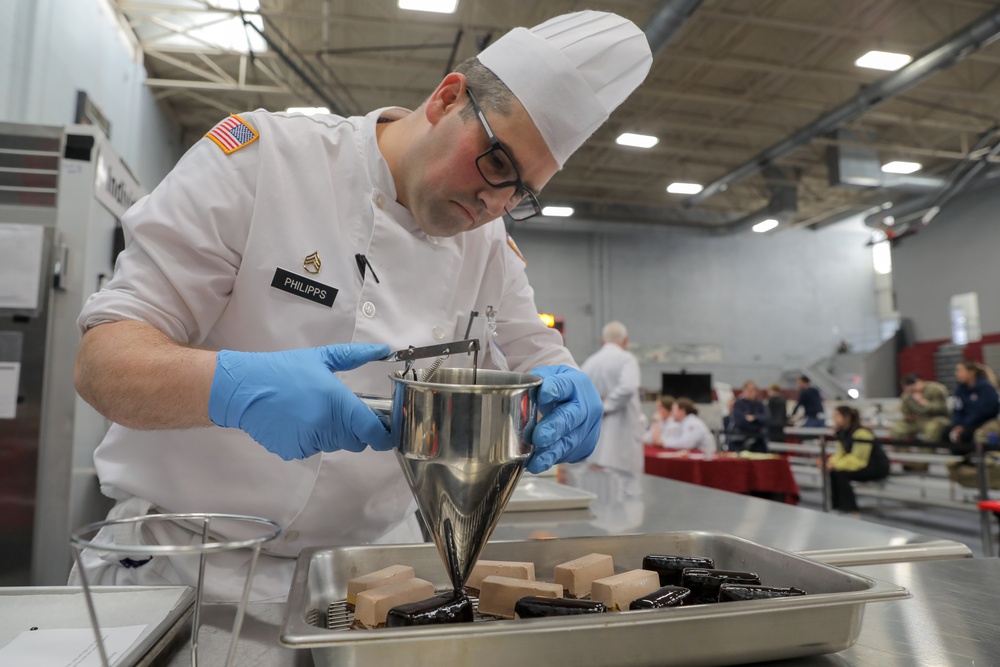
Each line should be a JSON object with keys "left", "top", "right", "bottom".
{"left": 108, "top": 0, "right": 1000, "bottom": 235}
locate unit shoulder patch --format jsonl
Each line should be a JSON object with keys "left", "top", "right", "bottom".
{"left": 205, "top": 114, "right": 259, "bottom": 155}
{"left": 506, "top": 232, "right": 527, "bottom": 264}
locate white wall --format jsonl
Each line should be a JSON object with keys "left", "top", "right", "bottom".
{"left": 1, "top": 0, "right": 181, "bottom": 189}
{"left": 893, "top": 181, "right": 1000, "bottom": 342}
{"left": 518, "top": 216, "right": 883, "bottom": 389}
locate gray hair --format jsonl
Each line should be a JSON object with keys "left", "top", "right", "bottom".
{"left": 454, "top": 57, "right": 515, "bottom": 119}
{"left": 602, "top": 321, "right": 628, "bottom": 344}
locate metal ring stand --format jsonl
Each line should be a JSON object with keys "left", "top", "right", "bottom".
{"left": 70, "top": 513, "right": 282, "bottom": 667}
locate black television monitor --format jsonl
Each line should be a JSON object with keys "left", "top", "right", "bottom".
{"left": 661, "top": 372, "right": 713, "bottom": 404}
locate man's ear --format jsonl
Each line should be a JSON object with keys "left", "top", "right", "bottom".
{"left": 425, "top": 72, "right": 467, "bottom": 125}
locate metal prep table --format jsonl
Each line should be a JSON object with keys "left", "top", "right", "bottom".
{"left": 174, "top": 556, "right": 999, "bottom": 667}
{"left": 141, "top": 469, "right": 982, "bottom": 666}
{"left": 491, "top": 467, "right": 969, "bottom": 558}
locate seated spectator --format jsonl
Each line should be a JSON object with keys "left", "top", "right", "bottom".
{"left": 829, "top": 405, "right": 890, "bottom": 514}
{"left": 766, "top": 383, "right": 788, "bottom": 444}
{"left": 949, "top": 360, "right": 1000, "bottom": 455}
{"left": 792, "top": 375, "right": 825, "bottom": 428}
{"left": 662, "top": 398, "right": 717, "bottom": 455}
{"left": 728, "top": 381, "right": 770, "bottom": 453}
{"left": 890, "top": 373, "right": 950, "bottom": 443}
{"left": 643, "top": 395, "right": 681, "bottom": 446}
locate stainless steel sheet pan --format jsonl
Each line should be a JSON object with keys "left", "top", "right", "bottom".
{"left": 282, "top": 532, "right": 908, "bottom": 667}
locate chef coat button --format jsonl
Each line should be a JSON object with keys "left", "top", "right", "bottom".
{"left": 373, "top": 192, "right": 386, "bottom": 210}
{"left": 362, "top": 301, "right": 376, "bottom": 318}
{"left": 283, "top": 530, "right": 300, "bottom": 543}
{"left": 432, "top": 326, "right": 445, "bottom": 340}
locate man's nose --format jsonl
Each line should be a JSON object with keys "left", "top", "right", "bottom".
{"left": 478, "top": 184, "right": 513, "bottom": 218}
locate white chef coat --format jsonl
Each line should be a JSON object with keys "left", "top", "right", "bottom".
{"left": 74, "top": 108, "right": 573, "bottom": 600}
{"left": 580, "top": 343, "right": 643, "bottom": 474}
{"left": 662, "top": 414, "right": 717, "bottom": 455}
{"left": 643, "top": 415, "right": 681, "bottom": 445}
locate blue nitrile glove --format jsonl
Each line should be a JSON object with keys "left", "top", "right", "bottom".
{"left": 208, "top": 343, "right": 392, "bottom": 460}
{"left": 527, "top": 365, "right": 602, "bottom": 474}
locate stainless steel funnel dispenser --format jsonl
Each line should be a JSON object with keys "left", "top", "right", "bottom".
{"left": 384, "top": 368, "right": 542, "bottom": 590}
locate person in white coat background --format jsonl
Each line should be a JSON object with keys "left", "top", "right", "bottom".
{"left": 70, "top": 11, "right": 653, "bottom": 600}
{"left": 663, "top": 398, "right": 718, "bottom": 455}
{"left": 581, "top": 321, "right": 645, "bottom": 474}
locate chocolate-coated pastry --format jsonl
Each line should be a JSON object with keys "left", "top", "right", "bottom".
{"left": 628, "top": 585, "right": 690, "bottom": 610}
{"left": 514, "top": 596, "right": 606, "bottom": 618}
{"left": 681, "top": 569, "right": 761, "bottom": 604}
{"left": 718, "top": 584, "right": 806, "bottom": 602}
{"left": 385, "top": 591, "right": 474, "bottom": 627}
{"left": 641, "top": 555, "right": 715, "bottom": 586}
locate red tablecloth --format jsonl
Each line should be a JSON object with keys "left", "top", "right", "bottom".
{"left": 644, "top": 446, "right": 800, "bottom": 504}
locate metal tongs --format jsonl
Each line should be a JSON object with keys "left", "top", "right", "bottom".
{"left": 383, "top": 338, "right": 480, "bottom": 382}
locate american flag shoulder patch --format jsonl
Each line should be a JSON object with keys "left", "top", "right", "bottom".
{"left": 506, "top": 232, "right": 526, "bottom": 264}
{"left": 205, "top": 114, "right": 259, "bottom": 155}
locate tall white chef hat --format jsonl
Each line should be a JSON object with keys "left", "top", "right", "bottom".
{"left": 477, "top": 11, "right": 653, "bottom": 167}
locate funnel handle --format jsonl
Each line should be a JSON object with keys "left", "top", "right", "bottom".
{"left": 357, "top": 394, "right": 392, "bottom": 420}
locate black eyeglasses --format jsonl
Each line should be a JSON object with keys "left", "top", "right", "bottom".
{"left": 466, "top": 87, "right": 542, "bottom": 221}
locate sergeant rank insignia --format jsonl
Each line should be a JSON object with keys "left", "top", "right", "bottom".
{"left": 303, "top": 251, "right": 322, "bottom": 274}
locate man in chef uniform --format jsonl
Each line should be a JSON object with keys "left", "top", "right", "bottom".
{"left": 580, "top": 321, "right": 645, "bottom": 474}
{"left": 72, "top": 11, "right": 653, "bottom": 600}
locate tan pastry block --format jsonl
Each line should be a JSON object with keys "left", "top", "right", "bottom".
{"left": 476, "top": 575, "right": 563, "bottom": 619}
{"left": 466, "top": 560, "right": 536, "bottom": 594}
{"left": 353, "top": 578, "right": 435, "bottom": 629}
{"left": 591, "top": 570, "right": 661, "bottom": 611}
{"left": 554, "top": 553, "right": 614, "bottom": 598}
{"left": 346, "top": 565, "right": 415, "bottom": 608}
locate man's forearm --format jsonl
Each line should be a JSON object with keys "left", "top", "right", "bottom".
{"left": 75, "top": 320, "right": 217, "bottom": 429}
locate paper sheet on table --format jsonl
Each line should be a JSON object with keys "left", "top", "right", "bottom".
{"left": 0, "top": 624, "right": 146, "bottom": 666}
{"left": 0, "top": 363, "right": 19, "bottom": 419}
{"left": 0, "top": 223, "right": 46, "bottom": 310}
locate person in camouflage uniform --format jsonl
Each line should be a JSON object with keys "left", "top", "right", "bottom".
{"left": 891, "top": 373, "right": 951, "bottom": 443}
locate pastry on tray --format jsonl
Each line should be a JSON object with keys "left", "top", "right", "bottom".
{"left": 553, "top": 553, "right": 614, "bottom": 599}
{"left": 346, "top": 565, "right": 415, "bottom": 610}
{"left": 641, "top": 555, "right": 715, "bottom": 587}
{"left": 514, "top": 596, "right": 607, "bottom": 618}
{"left": 466, "top": 560, "right": 536, "bottom": 596}
{"left": 477, "top": 575, "right": 563, "bottom": 619}
{"left": 590, "top": 569, "right": 660, "bottom": 612}
{"left": 386, "top": 591, "right": 475, "bottom": 627}
{"left": 352, "top": 578, "right": 435, "bottom": 629}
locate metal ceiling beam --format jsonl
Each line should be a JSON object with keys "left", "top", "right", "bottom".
{"left": 635, "top": 84, "right": 995, "bottom": 135}
{"left": 145, "top": 78, "right": 289, "bottom": 94}
{"left": 145, "top": 49, "right": 231, "bottom": 83}
{"left": 684, "top": 6, "right": 1000, "bottom": 208}
{"left": 698, "top": 7, "right": 1000, "bottom": 66}
{"left": 666, "top": 51, "right": 1000, "bottom": 103}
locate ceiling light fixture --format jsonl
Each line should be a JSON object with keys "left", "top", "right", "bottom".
{"left": 881, "top": 160, "right": 922, "bottom": 174}
{"left": 398, "top": 0, "right": 458, "bottom": 13}
{"left": 752, "top": 219, "right": 779, "bottom": 233}
{"left": 616, "top": 133, "right": 659, "bottom": 148}
{"left": 286, "top": 107, "right": 330, "bottom": 115}
{"left": 855, "top": 50, "right": 912, "bottom": 71}
{"left": 666, "top": 182, "right": 703, "bottom": 195}
{"left": 541, "top": 206, "right": 574, "bottom": 217}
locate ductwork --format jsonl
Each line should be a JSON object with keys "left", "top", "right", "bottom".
{"left": 643, "top": 0, "right": 704, "bottom": 55}
{"left": 683, "top": 6, "right": 1000, "bottom": 208}
{"left": 864, "top": 126, "right": 1000, "bottom": 233}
